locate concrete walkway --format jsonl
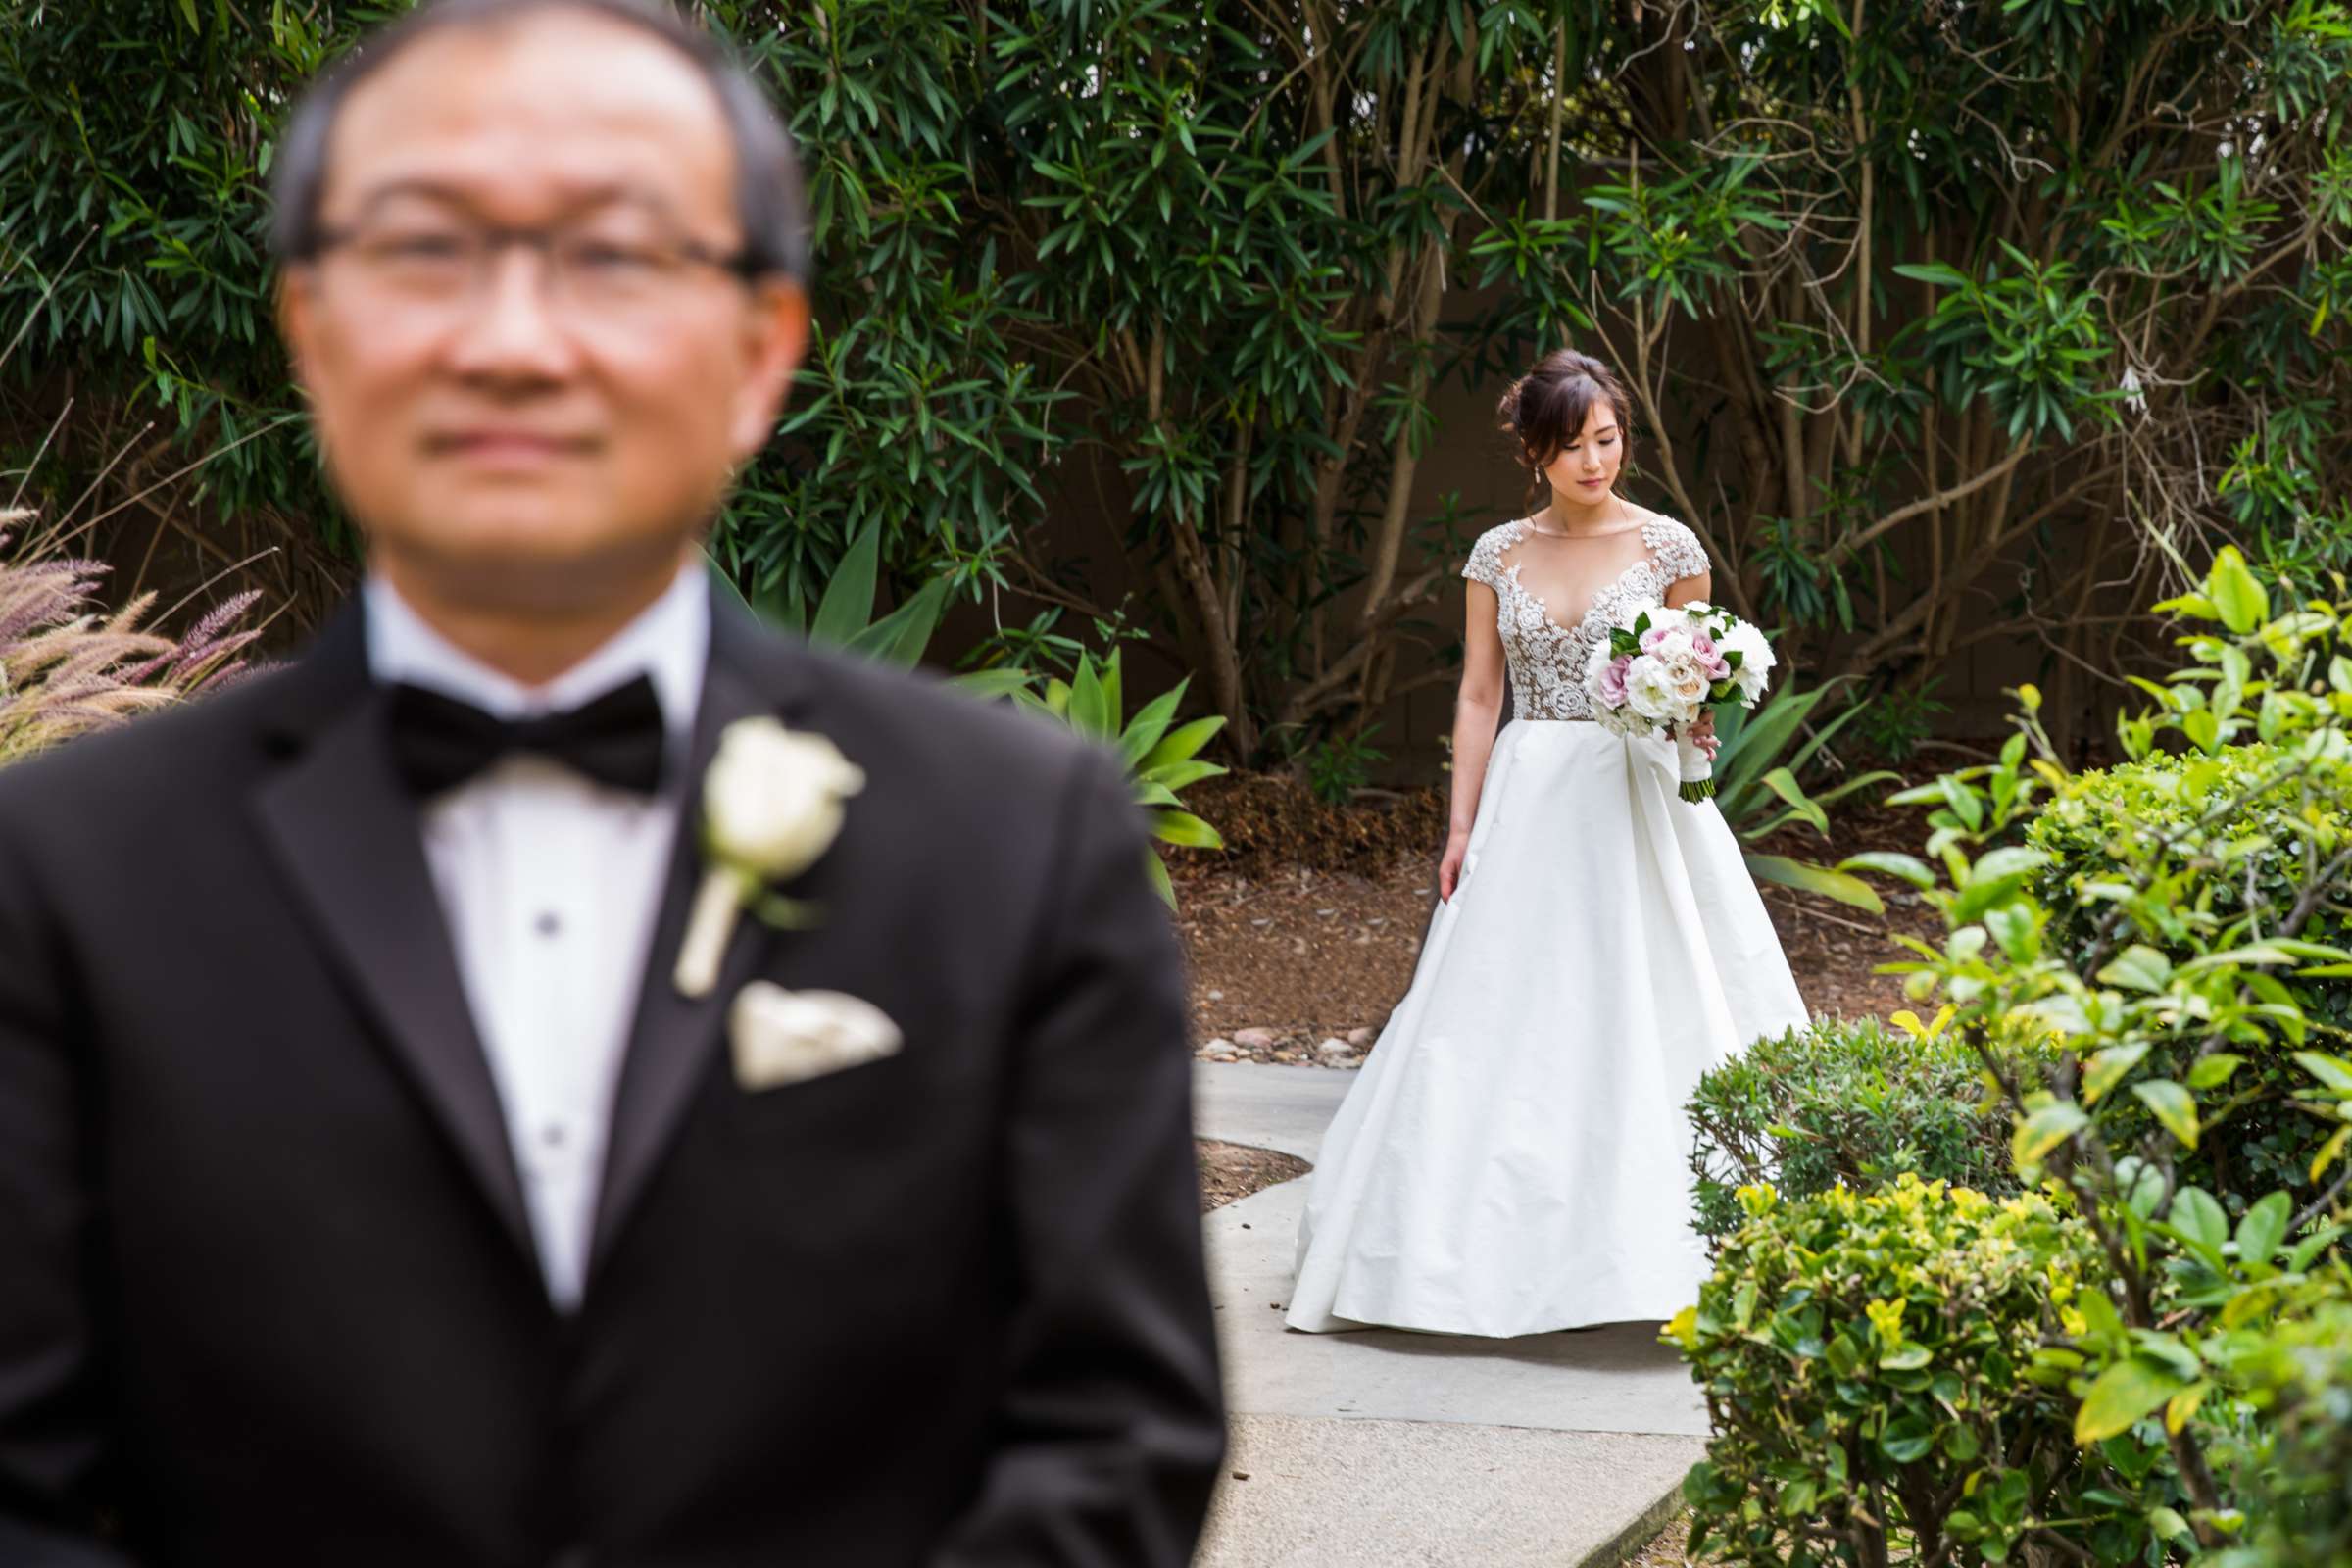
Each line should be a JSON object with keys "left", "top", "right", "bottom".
{"left": 1193, "top": 1062, "right": 1706, "bottom": 1567}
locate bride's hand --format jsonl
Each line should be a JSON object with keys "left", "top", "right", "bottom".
{"left": 1688, "top": 710, "right": 1720, "bottom": 760}
{"left": 1439, "top": 834, "right": 1468, "bottom": 902}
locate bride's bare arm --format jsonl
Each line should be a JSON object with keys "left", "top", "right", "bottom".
{"left": 1440, "top": 582, "right": 1507, "bottom": 901}
{"left": 1664, "top": 569, "right": 1713, "bottom": 611}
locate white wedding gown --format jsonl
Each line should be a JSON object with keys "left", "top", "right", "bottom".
{"left": 1287, "top": 516, "right": 1809, "bottom": 1338}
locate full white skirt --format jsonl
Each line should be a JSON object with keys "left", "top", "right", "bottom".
{"left": 1286, "top": 719, "right": 1808, "bottom": 1339}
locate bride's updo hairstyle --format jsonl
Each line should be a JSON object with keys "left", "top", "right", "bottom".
{"left": 1497, "top": 349, "right": 1632, "bottom": 507}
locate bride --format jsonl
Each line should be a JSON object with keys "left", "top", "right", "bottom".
{"left": 1287, "top": 348, "right": 1809, "bottom": 1339}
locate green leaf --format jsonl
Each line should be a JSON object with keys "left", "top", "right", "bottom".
{"left": 2206, "top": 545, "right": 2269, "bottom": 635}
{"left": 2293, "top": 1051, "right": 2352, "bottom": 1094}
{"left": 1066, "top": 657, "right": 1114, "bottom": 739}
{"left": 1893, "top": 261, "right": 1970, "bottom": 288}
{"left": 1984, "top": 903, "right": 2040, "bottom": 962}
{"left": 808, "top": 524, "right": 884, "bottom": 649}
{"left": 2074, "top": 1357, "right": 2189, "bottom": 1445}
{"left": 2233, "top": 1191, "right": 2290, "bottom": 1266}
{"left": 1971, "top": 845, "right": 2051, "bottom": 883}
{"left": 2147, "top": 1506, "right": 2191, "bottom": 1543}
{"left": 2185, "top": 1054, "right": 2244, "bottom": 1091}
{"left": 2290, "top": 1221, "right": 2346, "bottom": 1271}
{"left": 2168, "top": 1186, "right": 2228, "bottom": 1252}
{"left": 1137, "top": 758, "right": 1226, "bottom": 793}
{"left": 1150, "top": 809, "right": 1224, "bottom": 850}
{"left": 1742, "top": 853, "right": 1886, "bottom": 913}
{"left": 843, "top": 574, "right": 951, "bottom": 667}
{"left": 1141, "top": 715, "right": 1227, "bottom": 771}
{"left": 2014, "top": 1102, "right": 2087, "bottom": 1163}
{"left": 1143, "top": 847, "right": 1174, "bottom": 908}
{"left": 1837, "top": 851, "right": 1936, "bottom": 890}
{"left": 1936, "top": 775, "right": 1984, "bottom": 831}
{"left": 1759, "top": 768, "right": 1829, "bottom": 834}
{"left": 953, "top": 667, "right": 1039, "bottom": 702}
{"left": 1119, "top": 686, "right": 1186, "bottom": 771}
{"left": 2132, "top": 1080, "right": 2199, "bottom": 1150}
{"left": 2082, "top": 1044, "right": 2149, "bottom": 1106}
{"left": 2313, "top": 1126, "right": 2352, "bottom": 1183}
{"left": 2099, "top": 945, "right": 2175, "bottom": 992}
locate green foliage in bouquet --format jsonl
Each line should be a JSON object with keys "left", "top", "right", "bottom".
{"left": 1604, "top": 605, "right": 1896, "bottom": 909}
{"left": 1685, "top": 1013, "right": 2018, "bottom": 1244}
{"left": 1673, "top": 1177, "right": 2183, "bottom": 1566}
{"left": 2028, "top": 743, "right": 2350, "bottom": 1214}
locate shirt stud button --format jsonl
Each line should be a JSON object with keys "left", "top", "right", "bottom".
{"left": 535, "top": 911, "right": 562, "bottom": 937}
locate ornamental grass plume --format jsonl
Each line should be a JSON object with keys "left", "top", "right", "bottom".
{"left": 0, "top": 506, "right": 262, "bottom": 765}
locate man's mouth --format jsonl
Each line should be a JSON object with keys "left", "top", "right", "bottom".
{"left": 427, "top": 429, "right": 599, "bottom": 464}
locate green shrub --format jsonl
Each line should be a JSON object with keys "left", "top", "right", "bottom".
{"left": 2193, "top": 1284, "right": 2352, "bottom": 1568}
{"left": 2027, "top": 743, "right": 2350, "bottom": 1213}
{"left": 1674, "top": 1176, "right": 2189, "bottom": 1567}
{"left": 1686, "top": 1015, "right": 2016, "bottom": 1243}
{"left": 1822, "top": 545, "right": 2352, "bottom": 1555}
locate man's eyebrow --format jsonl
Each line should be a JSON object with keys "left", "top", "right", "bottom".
{"left": 334, "top": 178, "right": 691, "bottom": 225}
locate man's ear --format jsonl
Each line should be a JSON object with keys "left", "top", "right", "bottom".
{"left": 276, "top": 268, "right": 321, "bottom": 398}
{"left": 729, "top": 276, "right": 809, "bottom": 462}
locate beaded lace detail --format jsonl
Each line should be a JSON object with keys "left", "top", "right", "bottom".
{"left": 1460, "top": 516, "right": 1709, "bottom": 721}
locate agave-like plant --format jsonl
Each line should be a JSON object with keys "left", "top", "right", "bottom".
{"left": 0, "top": 509, "right": 263, "bottom": 765}
{"left": 711, "top": 532, "right": 1229, "bottom": 905}
{"left": 1709, "top": 676, "right": 1903, "bottom": 911}
{"left": 1013, "top": 650, "right": 1228, "bottom": 906}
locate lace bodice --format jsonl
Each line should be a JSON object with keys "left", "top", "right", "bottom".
{"left": 1461, "top": 516, "right": 1710, "bottom": 720}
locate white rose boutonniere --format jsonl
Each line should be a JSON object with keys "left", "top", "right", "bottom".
{"left": 672, "top": 716, "right": 867, "bottom": 999}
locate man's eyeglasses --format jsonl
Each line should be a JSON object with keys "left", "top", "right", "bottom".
{"left": 304, "top": 215, "right": 760, "bottom": 317}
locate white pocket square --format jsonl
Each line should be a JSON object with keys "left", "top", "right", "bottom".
{"left": 729, "top": 982, "right": 904, "bottom": 1091}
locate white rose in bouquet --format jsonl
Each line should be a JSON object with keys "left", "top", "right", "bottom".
{"left": 1624, "top": 659, "right": 1684, "bottom": 723}
{"left": 1719, "top": 621, "right": 1775, "bottom": 701}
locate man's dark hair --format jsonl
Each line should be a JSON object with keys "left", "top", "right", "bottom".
{"left": 268, "top": 0, "right": 810, "bottom": 282}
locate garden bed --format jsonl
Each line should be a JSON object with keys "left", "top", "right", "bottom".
{"left": 1196, "top": 1140, "right": 1312, "bottom": 1211}
{"left": 1173, "top": 793, "right": 1942, "bottom": 1065}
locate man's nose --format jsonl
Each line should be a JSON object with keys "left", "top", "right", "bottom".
{"left": 445, "top": 248, "right": 579, "bottom": 382}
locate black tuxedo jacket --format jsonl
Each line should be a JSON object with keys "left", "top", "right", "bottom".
{"left": 0, "top": 593, "right": 1223, "bottom": 1567}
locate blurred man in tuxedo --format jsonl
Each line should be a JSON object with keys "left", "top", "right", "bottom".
{"left": 0, "top": 3, "right": 1222, "bottom": 1563}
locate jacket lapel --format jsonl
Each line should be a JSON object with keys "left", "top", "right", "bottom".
{"left": 588, "top": 601, "right": 812, "bottom": 1279}
{"left": 246, "top": 608, "right": 538, "bottom": 1267}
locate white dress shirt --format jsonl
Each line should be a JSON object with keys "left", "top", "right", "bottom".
{"left": 365, "top": 564, "right": 709, "bottom": 1309}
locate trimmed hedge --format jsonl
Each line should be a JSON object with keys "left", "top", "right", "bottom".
{"left": 1673, "top": 1177, "right": 2193, "bottom": 1567}
{"left": 1686, "top": 1016, "right": 2016, "bottom": 1243}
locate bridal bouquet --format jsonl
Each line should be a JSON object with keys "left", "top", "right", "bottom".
{"left": 1581, "top": 603, "right": 1776, "bottom": 802}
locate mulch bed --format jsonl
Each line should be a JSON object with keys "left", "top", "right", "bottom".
{"left": 1196, "top": 1140, "right": 1313, "bottom": 1211}
{"left": 1170, "top": 778, "right": 1946, "bottom": 1066}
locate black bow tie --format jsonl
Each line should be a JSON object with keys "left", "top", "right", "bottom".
{"left": 386, "top": 674, "right": 669, "bottom": 798}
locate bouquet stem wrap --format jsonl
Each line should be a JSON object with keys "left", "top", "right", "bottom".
{"left": 1675, "top": 725, "right": 1715, "bottom": 803}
